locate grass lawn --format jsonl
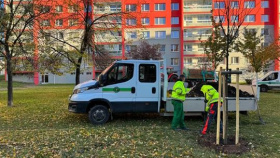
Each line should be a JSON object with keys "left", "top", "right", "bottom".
{"left": 0, "top": 75, "right": 34, "bottom": 89}
{"left": 0, "top": 84, "right": 280, "bottom": 157}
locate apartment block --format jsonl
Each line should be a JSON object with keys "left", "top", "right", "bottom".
{"left": 3, "top": 0, "right": 280, "bottom": 84}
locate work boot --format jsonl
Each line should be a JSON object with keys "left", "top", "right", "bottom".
{"left": 180, "top": 127, "right": 189, "bottom": 131}
{"left": 172, "top": 128, "right": 181, "bottom": 131}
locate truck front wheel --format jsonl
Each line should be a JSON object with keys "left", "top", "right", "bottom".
{"left": 89, "top": 105, "right": 110, "bottom": 125}
{"left": 260, "top": 85, "right": 268, "bottom": 92}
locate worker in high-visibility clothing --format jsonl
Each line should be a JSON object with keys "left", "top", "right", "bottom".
{"left": 200, "top": 85, "right": 223, "bottom": 135}
{"left": 171, "top": 74, "right": 190, "bottom": 130}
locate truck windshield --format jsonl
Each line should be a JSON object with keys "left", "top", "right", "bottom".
{"left": 97, "top": 62, "right": 115, "bottom": 82}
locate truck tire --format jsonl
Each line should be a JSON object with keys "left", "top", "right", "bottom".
{"left": 260, "top": 85, "right": 268, "bottom": 92}
{"left": 88, "top": 105, "right": 110, "bottom": 125}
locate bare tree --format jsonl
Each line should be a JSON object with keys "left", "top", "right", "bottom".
{"left": 213, "top": 0, "right": 259, "bottom": 71}
{"left": 212, "top": 0, "right": 261, "bottom": 144}
{"left": 200, "top": 18, "right": 226, "bottom": 70}
{"left": 0, "top": 0, "right": 55, "bottom": 106}
{"left": 38, "top": 0, "right": 139, "bottom": 85}
{"left": 128, "top": 40, "right": 162, "bottom": 60}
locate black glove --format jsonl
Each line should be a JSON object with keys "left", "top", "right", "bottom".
{"left": 204, "top": 99, "right": 208, "bottom": 103}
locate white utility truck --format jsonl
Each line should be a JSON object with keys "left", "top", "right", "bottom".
{"left": 69, "top": 60, "right": 257, "bottom": 124}
{"left": 252, "top": 71, "right": 280, "bottom": 92}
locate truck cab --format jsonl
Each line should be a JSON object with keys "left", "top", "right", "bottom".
{"left": 252, "top": 71, "right": 280, "bottom": 92}
{"left": 69, "top": 60, "right": 161, "bottom": 124}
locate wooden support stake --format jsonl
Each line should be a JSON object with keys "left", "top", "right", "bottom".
{"left": 236, "top": 68, "right": 240, "bottom": 144}
{"left": 216, "top": 67, "right": 222, "bottom": 145}
{"left": 222, "top": 75, "right": 226, "bottom": 141}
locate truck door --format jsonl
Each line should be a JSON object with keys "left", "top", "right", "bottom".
{"left": 102, "top": 63, "right": 136, "bottom": 112}
{"left": 134, "top": 63, "right": 160, "bottom": 112}
{"left": 262, "top": 72, "right": 279, "bottom": 88}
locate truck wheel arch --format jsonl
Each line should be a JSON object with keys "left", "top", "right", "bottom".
{"left": 86, "top": 98, "right": 112, "bottom": 113}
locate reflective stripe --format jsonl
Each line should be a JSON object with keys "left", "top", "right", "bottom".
{"left": 208, "top": 88, "right": 214, "bottom": 91}
{"left": 209, "top": 98, "right": 218, "bottom": 103}
{"left": 175, "top": 88, "right": 182, "bottom": 94}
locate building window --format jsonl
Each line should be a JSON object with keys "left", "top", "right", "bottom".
{"left": 56, "top": 5, "right": 63, "bottom": 13}
{"left": 171, "top": 58, "right": 179, "bottom": 66}
{"left": 231, "top": 57, "right": 239, "bottom": 64}
{"left": 231, "top": 15, "right": 238, "bottom": 23}
{"left": 231, "top": 1, "right": 238, "bottom": 9}
{"left": 56, "top": 32, "right": 64, "bottom": 39}
{"left": 214, "top": 16, "right": 225, "bottom": 23}
{"left": 141, "top": 4, "right": 149, "bottom": 11}
{"left": 171, "top": 17, "right": 179, "bottom": 24}
{"left": 159, "top": 45, "right": 165, "bottom": 52}
{"left": 244, "top": 1, "right": 255, "bottom": 8}
{"left": 126, "top": 4, "right": 136, "bottom": 12}
{"left": 245, "top": 15, "right": 255, "bottom": 22}
{"left": 261, "top": 1, "right": 269, "bottom": 8}
{"left": 141, "top": 17, "right": 150, "bottom": 25}
{"left": 184, "top": 45, "right": 192, "bottom": 51}
{"left": 69, "top": 19, "right": 78, "bottom": 26}
{"left": 155, "top": 3, "right": 166, "bottom": 11}
{"left": 261, "top": 15, "right": 269, "bottom": 22}
{"left": 55, "top": 19, "right": 63, "bottom": 26}
{"left": 125, "top": 45, "right": 137, "bottom": 53}
{"left": 197, "top": 15, "right": 211, "bottom": 23}
{"left": 171, "top": 30, "right": 179, "bottom": 38}
{"left": 171, "top": 3, "right": 179, "bottom": 10}
{"left": 185, "top": 58, "right": 192, "bottom": 64}
{"left": 184, "top": 30, "right": 193, "bottom": 37}
{"left": 155, "top": 31, "right": 166, "bottom": 39}
{"left": 142, "top": 31, "right": 150, "bottom": 39}
{"left": 41, "top": 20, "right": 50, "bottom": 26}
{"left": 126, "top": 18, "right": 136, "bottom": 26}
{"left": 214, "top": 2, "right": 225, "bottom": 9}
{"left": 155, "top": 17, "right": 166, "bottom": 25}
{"left": 171, "top": 44, "right": 179, "bottom": 52}
{"left": 246, "top": 28, "right": 256, "bottom": 34}
{"left": 261, "top": 42, "right": 269, "bottom": 48}
{"left": 126, "top": 32, "right": 137, "bottom": 39}
{"left": 40, "top": 6, "right": 51, "bottom": 13}
{"left": 110, "top": 5, "right": 121, "bottom": 12}
{"left": 261, "top": 28, "right": 269, "bottom": 36}
{"left": 68, "top": 5, "right": 78, "bottom": 13}
{"left": 43, "top": 33, "right": 51, "bottom": 41}
{"left": 185, "top": 16, "right": 193, "bottom": 24}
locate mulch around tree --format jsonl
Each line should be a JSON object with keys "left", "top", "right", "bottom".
{"left": 197, "top": 133, "right": 251, "bottom": 155}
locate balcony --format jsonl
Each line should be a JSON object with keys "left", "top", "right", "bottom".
{"left": 95, "top": 36, "right": 122, "bottom": 43}
{"left": 94, "top": 4, "right": 121, "bottom": 14}
{"left": 184, "top": 20, "right": 212, "bottom": 27}
{"left": 108, "top": 50, "right": 122, "bottom": 56}
{"left": 183, "top": 49, "right": 204, "bottom": 55}
{"left": 94, "top": 21, "right": 122, "bottom": 29}
{"left": 184, "top": 4, "right": 212, "bottom": 12}
{"left": 94, "top": 8, "right": 121, "bottom": 14}
{"left": 183, "top": 34, "right": 210, "bottom": 41}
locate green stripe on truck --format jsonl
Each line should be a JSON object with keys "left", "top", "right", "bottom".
{"left": 258, "top": 82, "right": 280, "bottom": 85}
{"left": 102, "top": 87, "right": 131, "bottom": 93}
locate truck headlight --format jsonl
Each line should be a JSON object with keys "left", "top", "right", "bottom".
{"left": 73, "top": 87, "right": 89, "bottom": 94}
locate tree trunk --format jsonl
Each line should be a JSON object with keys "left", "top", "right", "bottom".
{"left": 6, "top": 57, "right": 13, "bottom": 106}
{"left": 75, "top": 57, "right": 83, "bottom": 85}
